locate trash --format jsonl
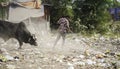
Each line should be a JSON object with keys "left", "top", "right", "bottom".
{"left": 74, "top": 38, "right": 81, "bottom": 44}
{"left": 105, "top": 50, "right": 110, "bottom": 54}
{"left": 74, "top": 61, "right": 85, "bottom": 66}
{"left": 116, "top": 53, "right": 120, "bottom": 57}
{"left": 77, "top": 55, "right": 85, "bottom": 59}
{"left": 38, "top": 67, "right": 42, "bottom": 69}
{"left": 95, "top": 53, "right": 105, "bottom": 59}
{"left": 97, "top": 63, "right": 107, "bottom": 67}
{"left": 5, "top": 55, "right": 14, "bottom": 61}
{"left": 68, "top": 66, "right": 74, "bottom": 69}
{"left": 86, "top": 59, "right": 96, "bottom": 65}
{"left": 43, "top": 58, "right": 49, "bottom": 62}
{"left": 55, "top": 57, "right": 63, "bottom": 63}
{"left": 67, "top": 62, "right": 74, "bottom": 69}
{"left": 116, "top": 61, "right": 120, "bottom": 69}
{"left": 0, "top": 49, "right": 14, "bottom": 62}
{"left": 0, "top": 54, "right": 7, "bottom": 62}
{"left": 63, "top": 56, "right": 74, "bottom": 61}
{"left": 110, "top": 52, "right": 115, "bottom": 56}
{"left": 59, "top": 55, "right": 65, "bottom": 60}
{"left": 6, "top": 64, "right": 16, "bottom": 69}
{"left": 84, "top": 49, "right": 90, "bottom": 56}
{"left": 72, "top": 58, "right": 79, "bottom": 62}
{"left": 97, "top": 59, "right": 105, "bottom": 63}
{"left": 14, "top": 56, "right": 19, "bottom": 61}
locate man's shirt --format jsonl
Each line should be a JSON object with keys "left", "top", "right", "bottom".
{"left": 57, "top": 17, "right": 69, "bottom": 33}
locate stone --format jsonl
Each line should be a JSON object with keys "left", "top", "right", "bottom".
{"left": 116, "top": 61, "right": 120, "bottom": 69}
{"left": 6, "top": 64, "right": 16, "bottom": 69}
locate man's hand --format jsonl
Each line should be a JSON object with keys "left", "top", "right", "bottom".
{"left": 68, "top": 28, "right": 73, "bottom": 33}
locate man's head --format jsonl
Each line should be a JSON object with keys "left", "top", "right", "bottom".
{"left": 64, "top": 15, "right": 70, "bottom": 21}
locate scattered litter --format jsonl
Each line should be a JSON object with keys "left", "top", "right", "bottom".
{"left": 67, "top": 62, "right": 74, "bottom": 69}
{"left": 77, "top": 55, "right": 85, "bottom": 59}
{"left": 84, "top": 49, "right": 90, "bottom": 56}
{"left": 5, "top": 55, "right": 14, "bottom": 61}
{"left": 86, "top": 59, "right": 96, "bottom": 65}
{"left": 6, "top": 64, "right": 16, "bottom": 69}
{"left": 97, "top": 63, "right": 107, "bottom": 67}
{"left": 14, "top": 56, "right": 19, "bottom": 61}
{"left": 95, "top": 53, "right": 105, "bottom": 59}
{"left": 74, "top": 61, "right": 85, "bottom": 66}
{"left": 97, "top": 59, "right": 105, "bottom": 63}
{"left": 0, "top": 54, "right": 7, "bottom": 62}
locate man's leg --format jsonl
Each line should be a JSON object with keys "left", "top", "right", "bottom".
{"left": 61, "top": 33, "right": 66, "bottom": 47}
{"left": 53, "top": 33, "right": 61, "bottom": 48}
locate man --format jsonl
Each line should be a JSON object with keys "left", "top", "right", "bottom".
{"left": 53, "top": 16, "right": 71, "bottom": 48}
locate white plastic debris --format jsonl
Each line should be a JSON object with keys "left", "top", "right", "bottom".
{"left": 6, "top": 64, "right": 16, "bottom": 69}
{"left": 38, "top": 67, "right": 42, "bottom": 69}
{"left": 56, "top": 58, "right": 63, "bottom": 63}
{"left": 68, "top": 66, "right": 74, "bottom": 69}
{"left": 75, "top": 38, "right": 80, "bottom": 42}
{"left": 74, "top": 61, "right": 85, "bottom": 66}
{"left": 5, "top": 55, "right": 14, "bottom": 61}
{"left": 72, "top": 58, "right": 79, "bottom": 62}
{"left": 97, "top": 63, "right": 107, "bottom": 67}
{"left": 53, "top": 55, "right": 65, "bottom": 63}
{"left": 43, "top": 58, "right": 49, "bottom": 62}
{"left": 97, "top": 59, "right": 105, "bottom": 63}
{"left": 59, "top": 55, "right": 65, "bottom": 59}
{"left": 86, "top": 59, "right": 96, "bottom": 65}
{"left": 99, "top": 36, "right": 104, "bottom": 40}
{"left": 67, "top": 62, "right": 74, "bottom": 69}
{"left": 77, "top": 55, "right": 85, "bottom": 59}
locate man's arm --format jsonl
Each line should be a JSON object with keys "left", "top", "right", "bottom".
{"left": 66, "top": 19, "right": 73, "bottom": 33}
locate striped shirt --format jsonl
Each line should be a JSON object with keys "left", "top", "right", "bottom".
{"left": 57, "top": 17, "right": 69, "bottom": 33}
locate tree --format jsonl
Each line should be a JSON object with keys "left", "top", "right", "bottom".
{"left": 71, "top": 0, "right": 113, "bottom": 34}
{"left": 0, "top": 0, "right": 9, "bottom": 20}
{"left": 45, "top": 0, "right": 116, "bottom": 35}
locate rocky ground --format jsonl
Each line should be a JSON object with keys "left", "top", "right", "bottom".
{"left": 0, "top": 33, "right": 120, "bottom": 69}
{"left": 0, "top": 18, "right": 120, "bottom": 69}
{"left": 1, "top": 5, "right": 120, "bottom": 69}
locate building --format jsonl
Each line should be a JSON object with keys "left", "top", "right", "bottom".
{"left": 109, "top": 7, "right": 120, "bottom": 21}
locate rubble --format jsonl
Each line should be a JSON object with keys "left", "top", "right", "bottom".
{"left": 6, "top": 64, "right": 16, "bottom": 69}
{"left": 0, "top": 33, "right": 119, "bottom": 69}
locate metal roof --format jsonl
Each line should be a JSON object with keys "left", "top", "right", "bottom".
{"left": 13, "top": 0, "right": 34, "bottom": 2}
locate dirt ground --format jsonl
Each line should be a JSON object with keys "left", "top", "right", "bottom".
{"left": 0, "top": 18, "right": 120, "bottom": 69}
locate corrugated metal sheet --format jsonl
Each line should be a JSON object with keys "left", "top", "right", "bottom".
{"left": 13, "top": 0, "right": 33, "bottom": 2}
{"left": 12, "top": 0, "right": 41, "bottom": 9}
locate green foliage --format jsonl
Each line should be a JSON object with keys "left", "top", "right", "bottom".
{"left": 71, "top": 0, "right": 113, "bottom": 35}
{"left": 0, "top": 0, "right": 9, "bottom": 19}
{"left": 49, "top": 0, "right": 117, "bottom": 36}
